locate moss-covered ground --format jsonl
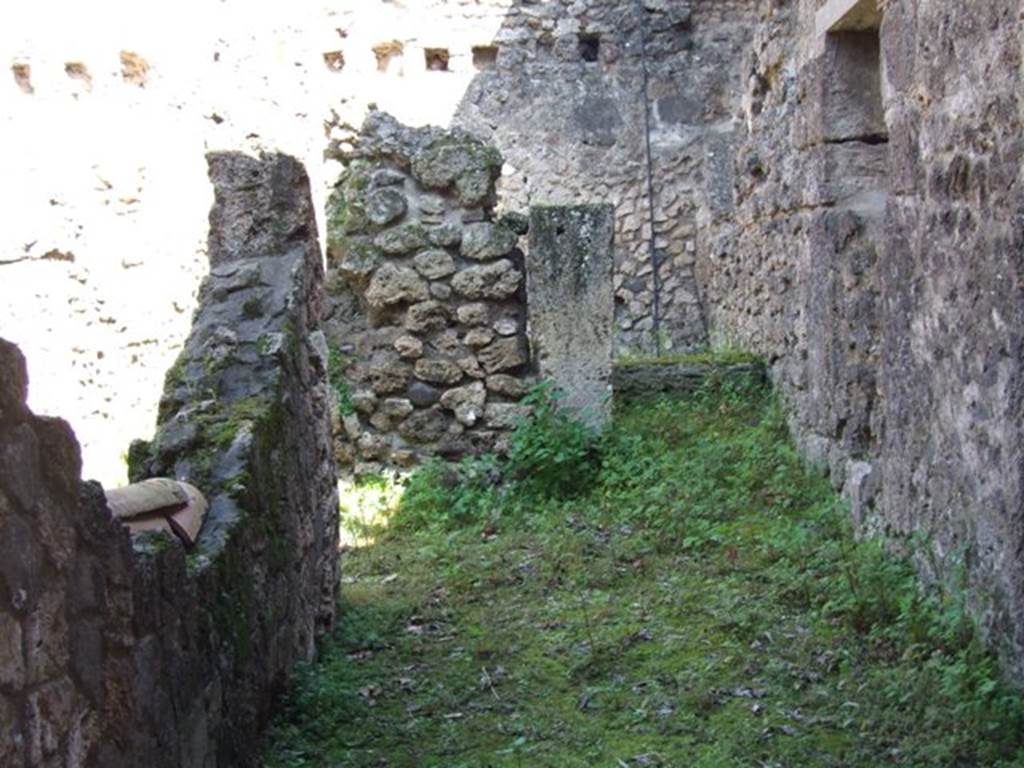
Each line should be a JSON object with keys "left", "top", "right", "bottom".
{"left": 265, "top": 379, "right": 1024, "bottom": 768}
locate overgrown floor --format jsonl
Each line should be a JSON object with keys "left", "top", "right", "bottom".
{"left": 266, "top": 383, "right": 1024, "bottom": 767}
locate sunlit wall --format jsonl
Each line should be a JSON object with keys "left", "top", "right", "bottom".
{"left": 1, "top": 0, "right": 512, "bottom": 484}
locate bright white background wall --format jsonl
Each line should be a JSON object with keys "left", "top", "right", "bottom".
{"left": 0, "top": 0, "right": 511, "bottom": 484}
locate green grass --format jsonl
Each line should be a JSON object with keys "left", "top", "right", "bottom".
{"left": 264, "top": 380, "right": 1024, "bottom": 768}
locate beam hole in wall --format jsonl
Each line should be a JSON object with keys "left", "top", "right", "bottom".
{"left": 472, "top": 45, "right": 499, "bottom": 71}
{"left": 120, "top": 51, "right": 149, "bottom": 87}
{"left": 424, "top": 48, "right": 450, "bottom": 72}
{"left": 579, "top": 33, "right": 601, "bottom": 63}
{"left": 373, "top": 41, "right": 404, "bottom": 74}
{"left": 64, "top": 61, "right": 92, "bottom": 91}
{"left": 11, "top": 63, "right": 33, "bottom": 94}
{"left": 323, "top": 50, "right": 346, "bottom": 72}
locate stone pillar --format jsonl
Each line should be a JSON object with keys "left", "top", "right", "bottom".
{"left": 527, "top": 205, "right": 615, "bottom": 428}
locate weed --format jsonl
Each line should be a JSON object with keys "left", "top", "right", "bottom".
{"left": 393, "top": 381, "right": 598, "bottom": 531}
{"left": 505, "top": 380, "right": 599, "bottom": 498}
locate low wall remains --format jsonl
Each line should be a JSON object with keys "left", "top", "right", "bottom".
{"left": 0, "top": 151, "right": 339, "bottom": 767}
{"left": 323, "top": 112, "right": 535, "bottom": 472}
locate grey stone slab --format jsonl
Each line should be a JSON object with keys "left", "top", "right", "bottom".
{"left": 527, "top": 205, "right": 615, "bottom": 428}
{"left": 816, "top": 0, "right": 881, "bottom": 36}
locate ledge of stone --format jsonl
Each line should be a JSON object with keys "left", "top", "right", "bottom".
{"left": 612, "top": 361, "right": 766, "bottom": 398}
{"left": 816, "top": 0, "right": 881, "bottom": 36}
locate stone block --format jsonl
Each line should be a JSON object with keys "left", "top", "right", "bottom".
{"left": 461, "top": 222, "right": 517, "bottom": 261}
{"left": 451, "top": 260, "right": 522, "bottom": 300}
{"left": 440, "top": 382, "right": 487, "bottom": 426}
{"left": 366, "top": 265, "right": 429, "bottom": 309}
{"left": 816, "top": 0, "right": 881, "bottom": 36}
{"left": 414, "top": 358, "right": 464, "bottom": 385}
{"left": 527, "top": 205, "right": 615, "bottom": 427}
{"left": 413, "top": 249, "right": 457, "bottom": 279}
{"left": 478, "top": 337, "right": 528, "bottom": 374}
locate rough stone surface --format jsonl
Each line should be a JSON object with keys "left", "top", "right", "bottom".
{"left": 365, "top": 264, "right": 429, "bottom": 309}
{"left": 374, "top": 224, "right": 430, "bottom": 255}
{"left": 461, "top": 222, "right": 517, "bottom": 261}
{"left": 451, "top": 260, "right": 523, "bottom": 300}
{"left": 408, "top": 381, "right": 442, "bottom": 407}
{"left": 394, "top": 335, "right": 425, "bottom": 359}
{"left": 457, "top": 303, "right": 489, "bottom": 325}
{"left": 484, "top": 402, "right": 530, "bottom": 430}
{"left": 0, "top": 152, "right": 338, "bottom": 766}
{"left": 414, "top": 358, "right": 465, "bottom": 385}
{"left": 478, "top": 336, "right": 529, "bottom": 375}
{"left": 440, "top": 382, "right": 488, "bottom": 426}
{"left": 367, "top": 356, "right": 412, "bottom": 394}
{"left": 413, "top": 249, "right": 457, "bottom": 280}
{"left": 528, "top": 205, "right": 615, "bottom": 427}
{"left": 464, "top": 327, "right": 495, "bottom": 348}
{"left": 439, "top": 0, "right": 761, "bottom": 354}
{"left": 365, "top": 187, "right": 408, "bottom": 227}
{"left": 398, "top": 407, "right": 450, "bottom": 444}
{"left": 405, "top": 300, "right": 451, "bottom": 333}
{"left": 323, "top": 113, "right": 532, "bottom": 469}
{"left": 486, "top": 374, "right": 531, "bottom": 399}
{"left": 694, "top": 0, "right": 1024, "bottom": 683}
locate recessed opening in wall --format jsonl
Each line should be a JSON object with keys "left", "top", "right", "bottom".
{"left": 323, "top": 50, "right": 346, "bottom": 72}
{"left": 472, "top": 45, "right": 499, "bottom": 71}
{"left": 579, "top": 33, "right": 601, "bottom": 62}
{"left": 424, "top": 48, "right": 450, "bottom": 71}
{"left": 11, "top": 63, "right": 33, "bottom": 94}
{"left": 120, "top": 51, "right": 149, "bottom": 87}
{"left": 373, "top": 41, "right": 404, "bottom": 74}
{"left": 64, "top": 61, "right": 92, "bottom": 91}
{"left": 822, "top": 28, "right": 887, "bottom": 145}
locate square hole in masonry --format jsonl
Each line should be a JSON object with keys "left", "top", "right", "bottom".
{"left": 472, "top": 45, "right": 498, "bottom": 71}
{"left": 323, "top": 50, "right": 346, "bottom": 72}
{"left": 424, "top": 48, "right": 450, "bottom": 72}
{"left": 579, "top": 33, "right": 600, "bottom": 63}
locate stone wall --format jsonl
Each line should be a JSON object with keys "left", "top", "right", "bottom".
{"left": 3, "top": 0, "right": 762, "bottom": 481}
{"left": 1, "top": 2, "right": 339, "bottom": 486}
{"left": 698, "top": 0, "right": 1024, "bottom": 682}
{"left": 452, "top": 0, "right": 761, "bottom": 353}
{"left": 0, "top": 150, "right": 339, "bottom": 765}
{"left": 0, "top": 339, "right": 135, "bottom": 767}
{"left": 324, "top": 112, "right": 533, "bottom": 472}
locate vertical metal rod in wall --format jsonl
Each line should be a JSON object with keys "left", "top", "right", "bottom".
{"left": 635, "top": 0, "right": 662, "bottom": 355}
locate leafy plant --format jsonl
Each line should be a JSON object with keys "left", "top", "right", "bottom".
{"left": 392, "top": 380, "right": 598, "bottom": 531}
{"left": 505, "top": 380, "right": 599, "bottom": 499}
